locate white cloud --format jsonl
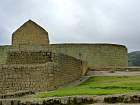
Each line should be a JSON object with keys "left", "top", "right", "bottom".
{"left": 0, "top": 0, "right": 140, "bottom": 52}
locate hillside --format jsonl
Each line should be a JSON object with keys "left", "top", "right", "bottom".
{"left": 128, "top": 51, "right": 140, "bottom": 66}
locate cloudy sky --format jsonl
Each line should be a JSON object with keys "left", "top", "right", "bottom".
{"left": 0, "top": 0, "right": 140, "bottom": 52}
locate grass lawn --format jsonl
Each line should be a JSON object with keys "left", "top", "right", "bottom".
{"left": 35, "top": 76, "right": 140, "bottom": 98}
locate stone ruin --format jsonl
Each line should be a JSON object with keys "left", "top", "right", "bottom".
{"left": 0, "top": 20, "right": 128, "bottom": 94}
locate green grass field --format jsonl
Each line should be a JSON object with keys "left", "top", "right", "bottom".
{"left": 35, "top": 76, "right": 140, "bottom": 98}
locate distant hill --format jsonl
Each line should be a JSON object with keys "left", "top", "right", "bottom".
{"left": 128, "top": 51, "right": 140, "bottom": 66}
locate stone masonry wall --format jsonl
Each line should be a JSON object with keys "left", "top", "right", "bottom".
{"left": 0, "top": 63, "right": 50, "bottom": 94}
{"left": 0, "top": 44, "right": 128, "bottom": 70}
{"left": 12, "top": 20, "right": 49, "bottom": 49}
{"left": 0, "top": 46, "right": 11, "bottom": 64}
{"left": 49, "top": 54, "right": 85, "bottom": 90}
{"left": 6, "top": 50, "right": 56, "bottom": 64}
{"left": 0, "top": 51, "right": 85, "bottom": 94}
{"left": 51, "top": 43, "right": 128, "bottom": 69}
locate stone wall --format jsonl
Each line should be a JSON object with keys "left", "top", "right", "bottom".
{"left": 1, "top": 94, "right": 140, "bottom": 104}
{"left": 0, "top": 43, "right": 128, "bottom": 70}
{"left": 12, "top": 20, "right": 49, "bottom": 49}
{"left": 6, "top": 50, "right": 55, "bottom": 64}
{"left": 51, "top": 43, "right": 128, "bottom": 69}
{"left": 0, "top": 46, "right": 10, "bottom": 64}
{"left": 0, "top": 51, "right": 85, "bottom": 94}
{"left": 50, "top": 54, "right": 85, "bottom": 90}
{"left": 0, "top": 63, "right": 50, "bottom": 94}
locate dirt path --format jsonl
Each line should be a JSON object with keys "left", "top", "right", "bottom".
{"left": 87, "top": 71, "right": 140, "bottom": 76}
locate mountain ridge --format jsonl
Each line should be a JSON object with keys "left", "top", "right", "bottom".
{"left": 128, "top": 51, "right": 140, "bottom": 66}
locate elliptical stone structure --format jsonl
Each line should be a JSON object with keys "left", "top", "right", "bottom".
{"left": 0, "top": 20, "right": 128, "bottom": 94}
